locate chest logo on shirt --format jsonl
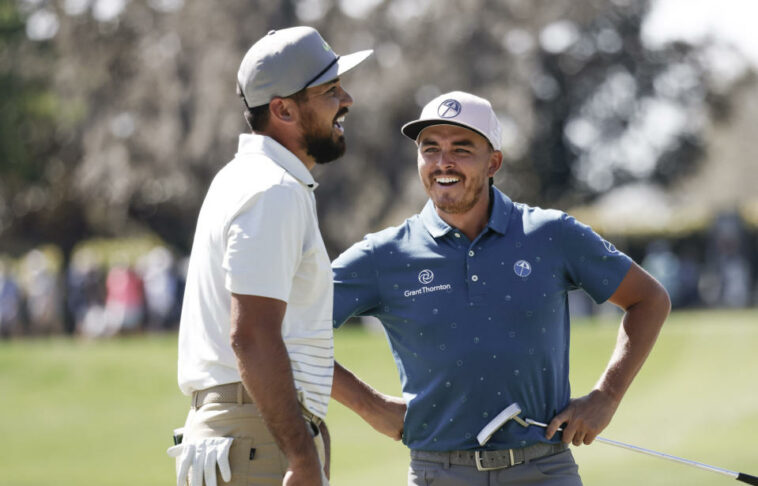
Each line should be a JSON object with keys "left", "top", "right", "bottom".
{"left": 403, "top": 269, "right": 451, "bottom": 298}
{"left": 514, "top": 260, "right": 532, "bottom": 277}
{"left": 418, "top": 269, "right": 434, "bottom": 285}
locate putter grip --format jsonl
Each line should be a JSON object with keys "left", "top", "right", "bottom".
{"left": 737, "top": 472, "right": 758, "bottom": 485}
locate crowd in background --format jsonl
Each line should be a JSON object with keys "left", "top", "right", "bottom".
{"left": 642, "top": 213, "right": 755, "bottom": 309}
{"left": 0, "top": 245, "right": 186, "bottom": 339}
{"left": 567, "top": 212, "right": 757, "bottom": 317}
{"left": 0, "top": 213, "right": 756, "bottom": 339}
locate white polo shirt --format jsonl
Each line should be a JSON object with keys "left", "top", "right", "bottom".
{"left": 178, "top": 133, "right": 334, "bottom": 419}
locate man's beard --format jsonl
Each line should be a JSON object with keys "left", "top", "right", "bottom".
{"left": 305, "top": 131, "right": 345, "bottom": 165}
{"left": 301, "top": 108, "right": 347, "bottom": 165}
{"left": 425, "top": 171, "right": 487, "bottom": 215}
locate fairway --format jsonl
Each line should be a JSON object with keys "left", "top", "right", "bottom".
{"left": 0, "top": 309, "right": 756, "bottom": 485}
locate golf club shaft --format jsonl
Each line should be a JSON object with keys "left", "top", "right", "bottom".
{"left": 524, "top": 419, "right": 758, "bottom": 484}
{"left": 592, "top": 436, "right": 737, "bottom": 478}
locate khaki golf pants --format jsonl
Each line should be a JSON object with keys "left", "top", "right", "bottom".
{"left": 179, "top": 401, "right": 329, "bottom": 485}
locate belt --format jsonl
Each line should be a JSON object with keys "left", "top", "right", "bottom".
{"left": 191, "top": 382, "right": 323, "bottom": 427}
{"left": 411, "top": 442, "right": 568, "bottom": 472}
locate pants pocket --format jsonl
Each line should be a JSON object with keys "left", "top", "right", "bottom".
{"left": 530, "top": 450, "right": 582, "bottom": 484}
{"left": 407, "top": 460, "right": 435, "bottom": 486}
{"left": 214, "top": 437, "right": 251, "bottom": 486}
{"left": 242, "top": 437, "right": 288, "bottom": 486}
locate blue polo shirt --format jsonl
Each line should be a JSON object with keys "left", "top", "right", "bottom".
{"left": 332, "top": 188, "right": 632, "bottom": 452}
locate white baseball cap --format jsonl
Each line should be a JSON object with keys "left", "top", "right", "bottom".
{"left": 237, "top": 26, "right": 373, "bottom": 108}
{"left": 401, "top": 91, "right": 503, "bottom": 151}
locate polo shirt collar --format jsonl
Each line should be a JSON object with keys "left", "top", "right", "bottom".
{"left": 420, "top": 200, "right": 451, "bottom": 238}
{"left": 237, "top": 133, "right": 318, "bottom": 190}
{"left": 488, "top": 187, "right": 513, "bottom": 235}
{"left": 420, "top": 187, "right": 514, "bottom": 238}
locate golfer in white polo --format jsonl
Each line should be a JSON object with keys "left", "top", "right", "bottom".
{"left": 170, "top": 27, "right": 372, "bottom": 486}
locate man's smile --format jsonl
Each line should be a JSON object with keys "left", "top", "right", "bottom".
{"left": 433, "top": 174, "right": 462, "bottom": 186}
{"left": 333, "top": 110, "right": 347, "bottom": 135}
{"left": 334, "top": 115, "right": 344, "bottom": 134}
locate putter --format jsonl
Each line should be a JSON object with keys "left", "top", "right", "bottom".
{"left": 476, "top": 402, "right": 528, "bottom": 446}
{"left": 479, "top": 403, "right": 758, "bottom": 485}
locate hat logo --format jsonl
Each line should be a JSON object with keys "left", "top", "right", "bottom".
{"left": 438, "top": 99, "right": 461, "bottom": 118}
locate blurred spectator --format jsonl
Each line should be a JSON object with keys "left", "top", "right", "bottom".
{"left": 676, "top": 243, "right": 702, "bottom": 308}
{"left": 103, "top": 257, "right": 145, "bottom": 335}
{"left": 67, "top": 249, "right": 105, "bottom": 332}
{"left": 79, "top": 304, "right": 109, "bottom": 338}
{"left": 0, "top": 262, "right": 22, "bottom": 338}
{"left": 642, "top": 240, "right": 682, "bottom": 307}
{"left": 1, "top": 220, "right": 752, "bottom": 340}
{"left": 699, "top": 213, "right": 752, "bottom": 308}
{"left": 138, "top": 246, "right": 180, "bottom": 330}
{"left": 21, "top": 250, "right": 63, "bottom": 335}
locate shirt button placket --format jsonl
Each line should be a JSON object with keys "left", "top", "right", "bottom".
{"left": 468, "top": 245, "right": 478, "bottom": 283}
{"left": 467, "top": 244, "right": 481, "bottom": 302}
{"left": 466, "top": 241, "right": 485, "bottom": 305}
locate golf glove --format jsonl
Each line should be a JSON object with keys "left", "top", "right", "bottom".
{"left": 167, "top": 436, "right": 233, "bottom": 486}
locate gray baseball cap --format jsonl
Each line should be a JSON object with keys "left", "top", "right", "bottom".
{"left": 237, "top": 26, "right": 373, "bottom": 108}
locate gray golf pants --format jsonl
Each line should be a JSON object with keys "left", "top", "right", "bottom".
{"left": 408, "top": 449, "right": 582, "bottom": 486}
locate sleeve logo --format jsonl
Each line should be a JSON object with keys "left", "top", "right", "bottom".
{"left": 513, "top": 260, "right": 532, "bottom": 277}
{"left": 602, "top": 239, "right": 618, "bottom": 253}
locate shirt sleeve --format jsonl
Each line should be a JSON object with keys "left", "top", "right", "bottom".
{"left": 331, "top": 238, "right": 382, "bottom": 328}
{"left": 559, "top": 213, "right": 633, "bottom": 304}
{"left": 223, "top": 184, "right": 306, "bottom": 301}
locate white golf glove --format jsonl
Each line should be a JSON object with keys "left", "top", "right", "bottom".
{"left": 167, "top": 436, "right": 234, "bottom": 486}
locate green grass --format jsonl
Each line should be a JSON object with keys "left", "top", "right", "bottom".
{"left": 1, "top": 309, "right": 757, "bottom": 485}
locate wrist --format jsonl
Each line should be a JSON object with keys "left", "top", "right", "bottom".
{"left": 591, "top": 387, "right": 622, "bottom": 408}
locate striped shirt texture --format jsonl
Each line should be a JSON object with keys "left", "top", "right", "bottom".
{"left": 178, "top": 134, "right": 334, "bottom": 419}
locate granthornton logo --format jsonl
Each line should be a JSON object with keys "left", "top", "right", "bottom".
{"left": 405, "top": 269, "right": 451, "bottom": 298}
{"left": 438, "top": 99, "right": 462, "bottom": 118}
{"left": 418, "top": 269, "right": 434, "bottom": 285}
{"left": 513, "top": 260, "right": 532, "bottom": 277}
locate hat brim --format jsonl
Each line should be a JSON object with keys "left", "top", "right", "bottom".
{"left": 401, "top": 119, "right": 493, "bottom": 148}
{"left": 305, "top": 49, "right": 373, "bottom": 88}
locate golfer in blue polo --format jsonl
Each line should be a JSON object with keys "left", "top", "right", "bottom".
{"left": 330, "top": 91, "right": 671, "bottom": 485}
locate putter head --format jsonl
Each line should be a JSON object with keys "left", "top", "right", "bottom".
{"left": 477, "top": 402, "right": 528, "bottom": 446}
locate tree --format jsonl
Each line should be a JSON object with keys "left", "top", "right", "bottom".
{"left": 525, "top": 0, "right": 712, "bottom": 208}
{"left": 2, "top": 0, "right": 749, "bottom": 263}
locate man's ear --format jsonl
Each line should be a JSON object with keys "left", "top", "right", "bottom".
{"left": 268, "top": 97, "right": 297, "bottom": 124}
{"left": 488, "top": 150, "right": 503, "bottom": 177}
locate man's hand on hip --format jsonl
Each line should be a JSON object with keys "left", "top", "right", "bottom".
{"left": 545, "top": 389, "right": 619, "bottom": 446}
{"left": 547, "top": 263, "right": 669, "bottom": 447}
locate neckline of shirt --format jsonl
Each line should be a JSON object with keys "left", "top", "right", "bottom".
{"left": 420, "top": 187, "right": 514, "bottom": 239}
{"left": 237, "top": 133, "right": 318, "bottom": 190}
